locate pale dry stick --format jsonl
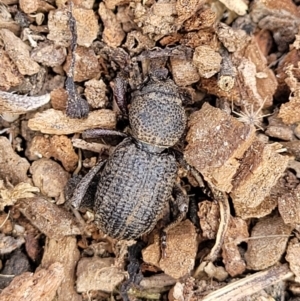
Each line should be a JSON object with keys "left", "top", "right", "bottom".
{"left": 0, "top": 210, "right": 10, "bottom": 229}
{"left": 201, "top": 264, "right": 293, "bottom": 301}
{"left": 203, "top": 188, "right": 230, "bottom": 263}
{"left": 193, "top": 187, "right": 231, "bottom": 278}
{"left": 0, "top": 128, "right": 13, "bottom": 143}
{"left": 73, "top": 148, "right": 82, "bottom": 176}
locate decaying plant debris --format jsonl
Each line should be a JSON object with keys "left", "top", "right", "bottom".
{"left": 1, "top": 0, "right": 300, "bottom": 300}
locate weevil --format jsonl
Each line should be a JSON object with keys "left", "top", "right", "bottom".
{"left": 67, "top": 52, "right": 190, "bottom": 246}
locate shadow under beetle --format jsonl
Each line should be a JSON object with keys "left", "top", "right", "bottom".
{"left": 67, "top": 51, "right": 190, "bottom": 249}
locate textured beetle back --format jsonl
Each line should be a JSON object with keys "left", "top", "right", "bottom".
{"left": 129, "top": 80, "right": 186, "bottom": 148}
{"left": 94, "top": 138, "right": 177, "bottom": 239}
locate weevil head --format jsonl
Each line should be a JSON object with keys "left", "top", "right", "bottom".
{"left": 129, "top": 79, "right": 186, "bottom": 149}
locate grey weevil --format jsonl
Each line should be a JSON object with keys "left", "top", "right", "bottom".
{"left": 67, "top": 55, "right": 190, "bottom": 247}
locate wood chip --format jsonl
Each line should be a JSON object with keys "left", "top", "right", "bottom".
{"left": 185, "top": 103, "right": 256, "bottom": 192}
{"left": 142, "top": 220, "right": 198, "bottom": 279}
{"left": 17, "top": 197, "right": 82, "bottom": 239}
{"left": 0, "top": 137, "right": 30, "bottom": 185}
{"left": 28, "top": 135, "right": 78, "bottom": 172}
{"left": 0, "top": 262, "right": 64, "bottom": 301}
{"left": 245, "top": 215, "right": 293, "bottom": 270}
{"left": 30, "top": 158, "right": 70, "bottom": 198}
{"left": 28, "top": 108, "right": 116, "bottom": 135}
{"left": 222, "top": 217, "right": 248, "bottom": 277}
{"left": 0, "top": 28, "right": 40, "bottom": 75}
{"left": 41, "top": 237, "right": 81, "bottom": 301}
{"left": 76, "top": 257, "right": 125, "bottom": 293}
{"left": 193, "top": 45, "right": 222, "bottom": 78}
{"left": 286, "top": 238, "right": 300, "bottom": 283}
{"left": 231, "top": 141, "right": 289, "bottom": 215}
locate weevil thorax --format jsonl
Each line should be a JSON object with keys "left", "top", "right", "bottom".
{"left": 129, "top": 79, "right": 186, "bottom": 150}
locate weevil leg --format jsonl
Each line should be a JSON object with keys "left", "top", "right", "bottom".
{"left": 160, "top": 183, "right": 189, "bottom": 258}
{"left": 110, "top": 75, "right": 128, "bottom": 116}
{"left": 68, "top": 160, "right": 106, "bottom": 209}
{"left": 120, "top": 241, "right": 145, "bottom": 301}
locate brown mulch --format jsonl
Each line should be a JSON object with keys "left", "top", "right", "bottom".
{"left": 1, "top": 0, "right": 300, "bottom": 300}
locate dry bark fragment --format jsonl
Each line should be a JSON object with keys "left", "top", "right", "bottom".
{"left": 218, "top": 0, "right": 248, "bottom": 16}
{"left": 47, "top": 9, "right": 72, "bottom": 47}
{"left": 28, "top": 135, "right": 78, "bottom": 172}
{"left": 216, "top": 22, "right": 250, "bottom": 53}
{"left": 240, "top": 38, "right": 278, "bottom": 109}
{"left": 222, "top": 217, "right": 248, "bottom": 277}
{"left": 277, "top": 185, "right": 300, "bottom": 224}
{"left": 0, "top": 234, "right": 25, "bottom": 255}
{"left": 104, "top": 0, "right": 131, "bottom": 10}
{"left": 76, "top": 257, "right": 125, "bottom": 293}
{"left": 250, "top": 0, "right": 300, "bottom": 51}
{"left": 50, "top": 87, "right": 68, "bottom": 111}
{"left": 170, "top": 57, "right": 200, "bottom": 86}
{"left": 142, "top": 220, "right": 197, "bottom": 279}
{"left": 17, "top": 197, "right": 82, "bottom": 239}
{"left": 19, "top": 0, "right": 55, "bottom": 14}
{"left": 28, "top": 108, "right": 116, "bottom": 135}
{"left": 63, "top": 45, "right": 100, "bottom": 82}
{"left": 0, "top": 5, "right": 21, "bottom": 36}
{"left": 193, "top": 45, "right": 222, "bottom": 78}
{"left": 231, "top": 141, "right": 289, "bottom": 213}
{"left": 41, "top": 237, "right": 81, "bottom": 301}
{"left": 72, "top": 6, "right": 99, "bottom": 47}
{"left": 179, "top": 31, "right": 218, "bottom": 49}
{"left": 30, "top": 158, "right": 70, "bottom": 198}
{"left": 278, "top": 93, "right": 300, "bottom": 125}
{"left": 234, "top": 195, "right": 277, "bottom": 220}
{"left": 0, "top": 48, "right": 23, "bottom": 90}
{"left": 0, "top": 262, "right": 64, "bottom": 301}
{"left": 265, "top": 125, "right": 294, "bottom": 141}
{"left": 47, "top": 7, "right": 99, "bottom": 47}
{"left": 200, "top": 76, "right": 241, "bottom": 102}
{"left": 84, "top": 79, "right": 108, "bottom": 109}
{"left": 198, "top": 201, "right": 219, "bottom": 240}
{"left": 175, "top": 0, "right": 206, "bottom": 24}
{"left": 0, "top": 137, "right": 30, "bottom": 185}
{"left": 286, "top": 238, "right": 300, "bottom": 283}
{"left": 123, "top": 30, "right": 155, "bottom": 54}
{"left": 30, "top": 41, "right": 67, "bottom": 67}
{"left": 275, "top": 49, "right": 300, "bottom": 99}
{"left": 133, "top": 1, "right": 179, "bottom": 41}
{"left": 98, "top": 2, "right": 125, "bottom": 48}
{"left": 245, "top": 215, "right": 293, "bottom": 270}
{"left": 185, "top": 103, "right": 256, "bottom": 192}
{"left": 182, "top": 6, "right": 216, "bottom": 32}
{"left": 0, "top": 29, "right": 40, "bottom": 76}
